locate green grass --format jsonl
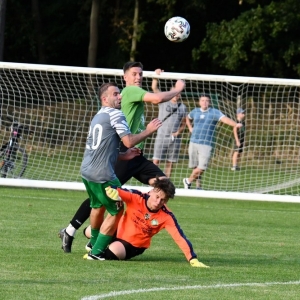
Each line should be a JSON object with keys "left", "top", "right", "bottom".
{"left": 1, "top": 187, "right": 300, "bottom": 300}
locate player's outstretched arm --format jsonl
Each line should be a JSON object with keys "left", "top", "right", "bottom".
{"left": 122, "top": 118, "right": 162, "bottom": 148}
{"left": 118, "top": 147, "right": 141, "bottom": 161}
{"left": 189, "top": 258, "right": 210, "bottom": 268}
{"left": 144, "top": 80, "right": 185, "bottom": 104}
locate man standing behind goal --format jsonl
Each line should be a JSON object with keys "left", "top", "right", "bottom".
{"left": 59, "top": 61, "right": 185, "bottom": 253}
{"left": 183, "top": 94, "right": 242, "bottom": 190}
{"left": 151, "top": 68, "right": 187, "bottom": 178}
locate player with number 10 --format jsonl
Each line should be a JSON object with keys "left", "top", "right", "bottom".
{"left": 81, "top": 82, "right": 162, "bottom": 260}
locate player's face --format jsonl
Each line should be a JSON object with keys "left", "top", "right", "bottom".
{"left": 105, "top": 86, "right": 122, "bottom": 109}
{"left": 147, "top": 188, "right": 168, "bottom": 211}
{"left": 199, "top": 97, "right": 210, "bottom": 110}
{"left": 123, "top": 67, "right": 143, "bottom": 87}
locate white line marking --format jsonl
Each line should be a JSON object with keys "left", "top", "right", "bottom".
{"left": 81, "top": 280, "right": 300, "bottom": 300}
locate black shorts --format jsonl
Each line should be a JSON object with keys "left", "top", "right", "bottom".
{"left": 233, "top": 143, "right": 244, "bottom": 153}
{"left": 105, "top": 238, "right": 146, "bottom": 260}
{"left": 115, "top": 151, "right": 165, "bottom": 185}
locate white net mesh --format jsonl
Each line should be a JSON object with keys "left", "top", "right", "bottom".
{"left": 1, "top": 62, "right": 300, "bottom": 197}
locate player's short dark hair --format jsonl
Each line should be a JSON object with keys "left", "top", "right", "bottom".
{"left": 153, "top": 176, "right": 176, "bottom": 199}
{"left": 123, "top": 61, "right": 143, "bottom": 73}
{"left": 98, "top": 82, "right": 118, "bottom": 100}
{"left": 199, "top": 93, "right": 211, "bottom": 100}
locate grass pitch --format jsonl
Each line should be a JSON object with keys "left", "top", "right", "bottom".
{"left": 0, "top": 187, "right": 299, "bottom": 300}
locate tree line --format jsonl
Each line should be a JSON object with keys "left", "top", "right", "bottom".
{"left": 2, "top": 0, "right": 300, "bottom": 78}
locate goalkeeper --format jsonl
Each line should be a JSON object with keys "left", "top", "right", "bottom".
{"left": 84, "top": 177, "right": 209, "bottom": 268}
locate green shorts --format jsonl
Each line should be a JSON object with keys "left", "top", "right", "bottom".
{"left": 82, "top": 178, "right": 123, "bottom": 216}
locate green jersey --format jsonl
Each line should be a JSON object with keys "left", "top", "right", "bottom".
{"left": 121, "top": 85, "right": 147, "bottom": 149}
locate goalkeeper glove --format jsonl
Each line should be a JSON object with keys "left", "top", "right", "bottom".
{"left": 105, "top": 186, "right": 121, "bottom": 201}
{"left": 189, "top": 258, "right": 210, "bottom": 268}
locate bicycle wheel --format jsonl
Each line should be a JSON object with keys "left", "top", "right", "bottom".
{"left": 0, "top": 146, "right": 28, "bottom": 178}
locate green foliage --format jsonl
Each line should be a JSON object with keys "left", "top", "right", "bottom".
{"left": 194, "top": 0, "right": 300, "bottom": 77}
{"left": 4, "top": 1, "right": 300, "bottom": 82}
{"left": 1, "top": 187, "right": 300, "bottom": 299}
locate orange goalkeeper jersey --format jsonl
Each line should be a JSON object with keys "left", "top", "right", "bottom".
{"left": 116, "top": 187, "right": 197, "bottom": 261}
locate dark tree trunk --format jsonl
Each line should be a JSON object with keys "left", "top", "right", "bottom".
{"left": 0, "top": 0, "right": 7, "bottom": 61}
{"left": 130, "top": 0, "right": 139, "bottom": 62}
{"left": 32, "top": 0, "right": 47, "bottom": 63}
{"left": 88, "top": 0, "right": 100, "bottom": 67}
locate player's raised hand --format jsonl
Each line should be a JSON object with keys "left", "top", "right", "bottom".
{"left": 189, "top": 258, "right": 210, "bottom": 268}
{"left": 174, "top": 79, "right": 185, "bottom": 92}
{"left": 146, "top": 118, "right": 162, "bottom": 133}
{"left": 154, "top": 68, "right": 164, "bottom": 75}
{"left": 152, "top": 69, "right": 164, "bottom": 92}
{"left": 105, "top": 186, "right": 121, "bottom": 201}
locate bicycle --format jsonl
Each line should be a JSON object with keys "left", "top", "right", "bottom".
{"left": 0, "top": 116, "right": 32, "bottom": 178}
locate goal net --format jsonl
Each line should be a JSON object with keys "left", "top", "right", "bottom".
{"left": 1, "top": 62, "right": 300, "bottom": 202}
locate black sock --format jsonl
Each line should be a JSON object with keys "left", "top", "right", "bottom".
{"left": 70, "top": 198, "right": 91, "bottom": 230}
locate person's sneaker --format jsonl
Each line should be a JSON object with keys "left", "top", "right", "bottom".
{"left": 85, "top": 241, "right": 93, "bottom": 252}
{"left": 86, "top": 251, "right": 105, "bottom": 261}
{"left": 231, "top": 166, "right": 240, "bottom": 171}
{"left": 58, "top": 228, "right": 74, "bottom": 253}
{"left": 196, "top": 187, "right": 202, "bottom": 190}
{"left": 183, "top": 178, "right": 191, "bottom": 189}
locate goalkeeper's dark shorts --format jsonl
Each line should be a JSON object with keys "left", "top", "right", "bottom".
{"left": 115, "top": 150, "right": 165, "bottom": 185}
{"left": 105, "top": 238, "right": 146, "bottom": 260}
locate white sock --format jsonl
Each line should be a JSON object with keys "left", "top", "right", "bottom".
{"left": 66, "top": 224, "right": 76, "bottom": 237}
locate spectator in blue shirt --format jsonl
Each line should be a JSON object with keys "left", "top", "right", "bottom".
{"left": 183, "top": 94, "right": 242, "bottom": 190}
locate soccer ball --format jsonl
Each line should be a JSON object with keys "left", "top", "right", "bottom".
{"left": 164, "top": 16, "right": 190, "bottom": 43}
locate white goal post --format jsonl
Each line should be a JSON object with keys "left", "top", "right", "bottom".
{"left": 1, "top": 62, "right": 300, "bottom": 203}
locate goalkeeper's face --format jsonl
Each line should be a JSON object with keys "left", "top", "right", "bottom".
{"left": 147, "top": 188, "right": 168, "bottom": 211}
